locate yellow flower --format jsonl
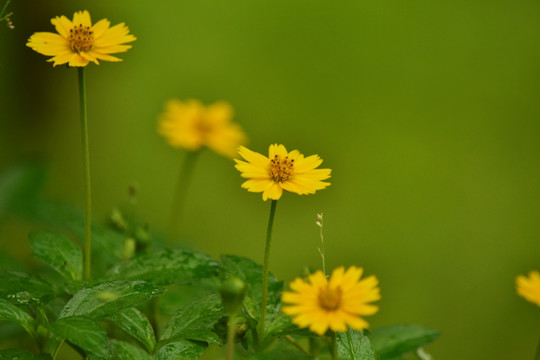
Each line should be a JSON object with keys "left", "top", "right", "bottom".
{"left": 158, "top": 99, "right": 247, "bottom": 158}
{"left": 282, "top": 266, "right": 380, "bottom": 335}
{"left": 26, "top": 10, "right": 136, "bottom": 67}
{"left": 235, "top": 144, "right": 331, "bottom": 201}
{"left": 516, "top": 271, "right": 540, "bottom": 306}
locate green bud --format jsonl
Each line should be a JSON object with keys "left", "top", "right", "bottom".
{"left": 220, "top": 276, "right": 247, "bottom": 315}
{"left": 134, "top": 225, "right": 150, "bottom": 245}
{"left": 110, "top": 207, "right": 128, "bottom": 231}
{"left": 122, "top": 237, "right": 136, "bottom": 260}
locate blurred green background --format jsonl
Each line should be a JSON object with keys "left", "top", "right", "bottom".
{"left": 2, "top": 0, "right": 540, "bottom": 359}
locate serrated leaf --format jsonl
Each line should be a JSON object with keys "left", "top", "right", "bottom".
{"left": 154, "top": 340, "right": 207, "bottom": 360}
{"left": 109, "top": 307, "right": 156, "bottom": 353}
{"left": 265, "top": 311, "right": 310, "bottom": 338}
{"left": 0, "top": 299, "right": 35, "bottom": 336}
{"left": 108, "top": 249, "right": 218, "bottom": 286}
{"left": 245, "top": 340, "right": 314, "bottom": 360}
{"left": 161, "top": 293, "right": 224, "bottom": 344}
{"left": 111, "top": 339, "right": 153, "bottom": 360}
{"left": 0, "top": 271, "right": 55, "bottom": 305}
{"left": 219, "top": 255, "right": 283, "bottom": 309}
{"left": 14, "top": 197, "right": 124, "bottom": 278}
{"left": 59, "top": 280, "right": 164, "bottom": 319}
{"left": 369, "top": 324, "right": 440, "bottom": 360}
{"left": 49, "top": 316, "right": 110, "bottom": 358}
{"left": 0, "top": 349, "right": 34, "bottom": 360}
{"left": 29, "top": 232, "right": 83, "bottom": 281}
{"left": 337, "top": 329, "right": 375, "bottom": 360}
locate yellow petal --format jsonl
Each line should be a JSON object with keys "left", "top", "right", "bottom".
{"left": 262, "top": 182, "right": 282, "bottom": 201}
{"left": 72, "top": 10, "right": 92, "bottom": 27}
{"left": 68, "top": 52, "right": 90, "bottom": 67}
{"left": 50, "top": 15, "right": 72, "bottom": 38}
{"left": 91, "top": 18, "right": 111, "bottom": 38}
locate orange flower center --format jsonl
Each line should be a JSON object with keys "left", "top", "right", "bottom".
{"left": 195, "top": 118, "right": 212, "bottom": 137}
{"left": 68, "top": 24, "right": 94, "bottom": 52}
{"left": 318, "top": 285, "right": 342, "bottom": 311}
{"left": 269, "top": 154, "right": 294, "bottom": 182}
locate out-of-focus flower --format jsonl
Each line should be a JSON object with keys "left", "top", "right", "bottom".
{"left": 516, "top": 271, "right": 540, "bottom": 306}
{"left": 282, "top": 266, "right": 380, "bottom": 335}
{"left": 158, "top": 99, "right": 247, "bottom": 159}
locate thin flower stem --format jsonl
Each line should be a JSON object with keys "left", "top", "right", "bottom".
{"left": 167, "top": 150, "right": 200, "bottom": 242}
{"left": 226, "top": 315, "right": 238, "bottom": 360}
{"left": 0, "top": 0, "right": 11, "bottom": 19}
{"left": 78, "top": 67, "right": 92, "bottom": 281}
{"left": 331, "top": 331, "right": 338, "bottom": 360}
{"left": 257, "top": 199, "right": 278, "bottom": 343}
{"left": 535, "top": 335, "right": 540, "bottom": 360}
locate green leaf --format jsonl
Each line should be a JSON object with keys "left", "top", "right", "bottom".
{"left": 70, "top": 221, "right": 125, "bottom": 277}
{"left": 59, "top": 280, "right": 164, "bottom": 319}
{"left": 0, "top": 349, "right": 34, "bottom": 360}
{"left": 0, "top": 299, "right": 35, "bottom": 336}
{"left": 109, "top": 307, "right": 156, "bottom": 353}
{"left": 111, "top": 339, "right": 153, "bottom": 360}
{"left": 265, "top": 311, "right": 310, "bottom": 338}
{"left": 108, "top": 249, "right": 218, "bottom": 286}
{"left": 219, "top": 255, "right": 283, "bottom": 309}
{"left": 154, "top": 340, "right": 207, "bottom": 360}
{"left": 0, "top": 271, "right": 55, "bottom": 305}
{"left": 369, "top": 324, "right": 440, "bottom": 360}
{"left": 337, "top": 329, "right": 375, "bottom": 360}
{"left": 29, "top": 232, "right": 83, "bottom": 281}
{"left": 49, "top": 316, "right": 110, "bottom": 358}
{"left": 244, "top": 340, "right": 314, "bottom": 360}
{"left": 160, "top": 293, "right": 224, "bottom": 345}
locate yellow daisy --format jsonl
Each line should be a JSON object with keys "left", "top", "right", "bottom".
{"left": 235, "top": 144, "right": 331, "bottom": 201}
{"left": 158, "top": 99, "right": 247, "bottom": 159}
{"left": 516, "top": 271, "right": 540, "bottom": 307}
{"left": 282, "top": 266, "right": 380, "bottom": 335}
{"left": 26, "top": 10, "right": 136, "bottom": 67}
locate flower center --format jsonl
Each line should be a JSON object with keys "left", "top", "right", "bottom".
{"left": 318, "top": 285, "right": 342, "bottom": 311}
{"left": 68, "top": 24, "right": 94, "bottom": 52}
{"left": 269, "top": 154, "right": 294, "bottom": 182}
{"left": 195, "top": 118, "right": 212, "bottom": 137}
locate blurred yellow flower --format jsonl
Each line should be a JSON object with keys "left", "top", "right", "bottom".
{"left": 26, "top": 10, "right": 136, "bottom": 67}
{"left": 158, "top": 99, "right": 247, "bottom": 159}
{"left": 282, "top": 266, "right": 380, "bottom": 335}
{"left": 235, "top": 144, "right": 331, "bottom": 201}
{"left": 516, "top": 271, "right": 540, "bottom": 306}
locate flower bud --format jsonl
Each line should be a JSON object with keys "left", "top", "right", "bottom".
{"left": 220, "top": 276, "right": 247, "bottom": 315}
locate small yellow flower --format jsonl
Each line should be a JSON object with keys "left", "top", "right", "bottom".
{"left": 516, "top": 271, "right": 540, "bottom": 306}
{"left": 282, "top": 266, "right": 380, "bottom": 335}
{"left": 27, "top": 10, "right": 136, "bottom": 67}
{"left": 158, "top": 99, "right": 247, "bottom": 159}
{"left": 235, "top": 144, "right": 331, "bottom": 201}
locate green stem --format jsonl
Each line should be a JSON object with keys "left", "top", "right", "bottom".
{"left": 167, "top": 150, "right": 200, "bottom": 242}
{"left": 0, "top": 0, "right": 11, "bottom": 19}
{"left": 78, "top": 67, "right": 92, "bottom": 281}
{"left": 535, "top": 334, "right": 540, "bottom": 360}
{"left": 331, "top": 332, "right": 338, "bottom": 360}
{"left": 226, "top": 315, "right": 238, "bottom": 360}
{"left": 257, "top": 199, "right": 278, "bottom": 343}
